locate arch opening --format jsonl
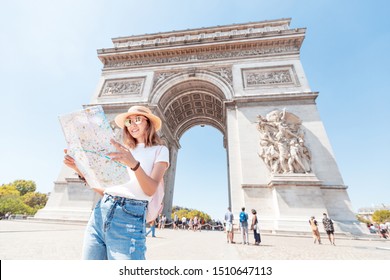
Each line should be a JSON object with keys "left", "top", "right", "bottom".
{"left": 172, "top": 125, "right": 229, "bottom": 220}
{"left": 156, "top": 78, "right": 230, "bottom": 220}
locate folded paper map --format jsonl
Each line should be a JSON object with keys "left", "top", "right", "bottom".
{"left": 59, "top": 105, "right": 130, "bottom": 189}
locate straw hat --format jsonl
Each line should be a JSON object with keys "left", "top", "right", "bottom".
{"left": 114, "top": 106, "right": 162, "bottom": 131}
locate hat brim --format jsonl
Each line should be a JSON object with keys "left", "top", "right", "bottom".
{"left": 115, "top": 111, "right": 162, "bottom": 131}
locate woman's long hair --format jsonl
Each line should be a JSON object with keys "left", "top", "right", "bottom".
{"left": 122, "top": 118, "right": 162, "bottom": 149}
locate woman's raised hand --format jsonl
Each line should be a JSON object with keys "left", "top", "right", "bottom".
{"left": 64, "top": 149, "right": 77, "bottom": 170}
{"left": 107, "top": 139, "right": 138, "bottom": 168}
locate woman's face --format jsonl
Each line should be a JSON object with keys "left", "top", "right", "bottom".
{"left": 124, "top": 115, "right": 149, "bottom": 142}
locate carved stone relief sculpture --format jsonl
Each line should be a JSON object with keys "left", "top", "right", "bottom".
{"left": 100, "top": 78, "right": 144, "bottom": 96}
{"left": 243, "top": 65, "right": 299, "bottom": 89}
{"left": 256, "top": 109, "right": 312, "bottom": 174}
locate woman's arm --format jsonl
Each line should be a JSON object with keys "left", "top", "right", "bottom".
{"left": 63, "top": 149, "right": 83, "bottom": 177}
{"left": 133, "top": 161, "right": 168, "bottom": 196}
{"left": 63, "top": 149, "right": 104, "bottom": 196}
{"left": 108, "top": 140, "right": 168, "bottom": 196}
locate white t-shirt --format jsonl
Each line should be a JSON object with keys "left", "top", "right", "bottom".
{"left": 104, "top": 144, "right": 169, "bottom": 201}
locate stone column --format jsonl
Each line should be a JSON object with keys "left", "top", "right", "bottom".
{"left": 162, "top": 144, "right": 178, "bottom": 218}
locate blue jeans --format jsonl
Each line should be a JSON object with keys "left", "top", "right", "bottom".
{"left": 145, "top": 224, "right": 156, "bottom": 237}
{"left": 82, "top": 194, "right": 148, "bottom": 260}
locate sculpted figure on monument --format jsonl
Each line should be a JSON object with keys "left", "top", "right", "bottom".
{"left": 256, "top": 109, "right": 312, "bottom": 174}
{"left": 299, "top": 138, "right": 311, "bottom": 172}
{"left": 288, "top": 138, "right": 308, "bottom": 173}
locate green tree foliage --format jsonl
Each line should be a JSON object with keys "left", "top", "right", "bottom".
{"left": 172, "top": 209, "right": 190, "bottom": 220}
{"left": 372, "top": 210, "right": 390, "bottom": 223}
{"left": 0, "top": 195, "right": 35, "bottom": 216}
{"left": 171, "top": 206, "right": 211, "bottom": 222}
{"left": 12, "top": 180, "right": 36, "bottom": 196}
{"left": 0, "top": 185, "right": 20, "bottom": 197}
{"left": 0, "top": 180, "right": 46, "bottom": 216}
{"left": 22, "top": 192, "right": 48, "bottom": 208}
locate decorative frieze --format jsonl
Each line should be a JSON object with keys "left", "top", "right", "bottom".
{"left": 243, "top": 65, "right": 299, "bottom": 89}
{"left": 102, "top": 45, "right": 300, "bottom": 69}
{"left": 99, "top": 77, "right": 145, "bottom": 97}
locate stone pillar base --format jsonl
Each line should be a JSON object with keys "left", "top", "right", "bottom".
{"left": 241, "top": 174, "right": 368, "bottom": 236}
{"left": 34, "top": 178, "right": 98, "bottom": 222}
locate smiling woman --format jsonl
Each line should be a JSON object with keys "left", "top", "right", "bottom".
{"left": 63, "top": 105, "right": 169, "bottom": 260}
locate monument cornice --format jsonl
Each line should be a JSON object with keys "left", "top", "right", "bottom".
{"left": 97, "top": 18, "right": 306, "bottom": 69}
{"left": 111, "top": 18, "right": 294, "bottom": 46}
{"left": 100, "top": 29, "right": 305, "bottom": 54}
{"left": 224, "top": 92, "right": 319, "bottom": 106}
{"left": 98, "top": 38, "right": 303, "bottom": 69}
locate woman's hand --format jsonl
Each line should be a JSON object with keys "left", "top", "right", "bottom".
{"left": 107, "top": 139, "right": 139, "bottom": 169}
{"left": 63, "top": 149, "right": 81, "bottom": 173}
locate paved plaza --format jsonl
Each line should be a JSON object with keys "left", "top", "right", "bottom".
{"left": 0, "top": 219, "right": 389, "bottom": 260}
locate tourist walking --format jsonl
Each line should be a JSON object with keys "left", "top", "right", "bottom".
{"left": 309, "top": 216, "right": 321, "bottom": 244}
{"left": 64, "top": 105, "right": 169, "bottom": 259}
{"left": 239, "top": 207, "right": 249, "bottom": 245}
{"left": 251, "top": 209, "right": 261, "bottom": 245}
{"left": 322, "top": 213, "right": 335, "bottom": 245}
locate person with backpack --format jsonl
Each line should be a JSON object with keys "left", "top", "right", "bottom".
{"left": 239, "top": 207, "right": 249, "bottom": 245}
{"left": 64, "top": 106, "right": 169, "bottom": 260}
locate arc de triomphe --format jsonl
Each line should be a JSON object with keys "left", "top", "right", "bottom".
{"left": 36, "top": 18, "right": 364, "bottom": 234}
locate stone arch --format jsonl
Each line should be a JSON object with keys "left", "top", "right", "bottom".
{"left": 148, "top": 74, "right": 233, "bottom": 218}
{"left": 150, "top": 71, "right": 233, "bottom": 141}
{"left": 150, "top": 70, "right": 233, "bottom": 105}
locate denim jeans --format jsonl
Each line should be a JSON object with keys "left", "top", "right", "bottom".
{"left": 240, "top": 222, "right": 249, "bottom": 244}
{"left": 82, "top": 194, "right": 148, "bottom": 260}
{"left": 145, "top": 224, "right": 156, "bottom": 237}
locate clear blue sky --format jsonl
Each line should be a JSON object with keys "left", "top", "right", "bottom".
{"left": 1, "top": 0, "right": 389, "bottom": 220}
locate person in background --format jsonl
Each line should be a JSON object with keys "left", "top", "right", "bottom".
{"left": 173, "top": 212, "right": 179, "bottom": 230}
{"left": 251, "top": 209, "right": 261, "bottom": 245}
{"left": 224, "top": 207, "right": 235, "bottom": 243}
{"left": 181, "top": 216, "right": 187, "bottom": 229}
{"left": 322, "top": 213, "right": 335, "bottom": 245}
{"left": 309, "top": 216, "right": 321, "bottom": 244}
{"left": 239, "top": 207, "right": 249, "bottom": 245}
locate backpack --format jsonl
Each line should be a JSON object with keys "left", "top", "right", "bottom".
{"left": 146, "top": 146, "right": 166, "bottom": 223}
{"left": 239, "top": 212, "right": 248, "bottom": 223}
